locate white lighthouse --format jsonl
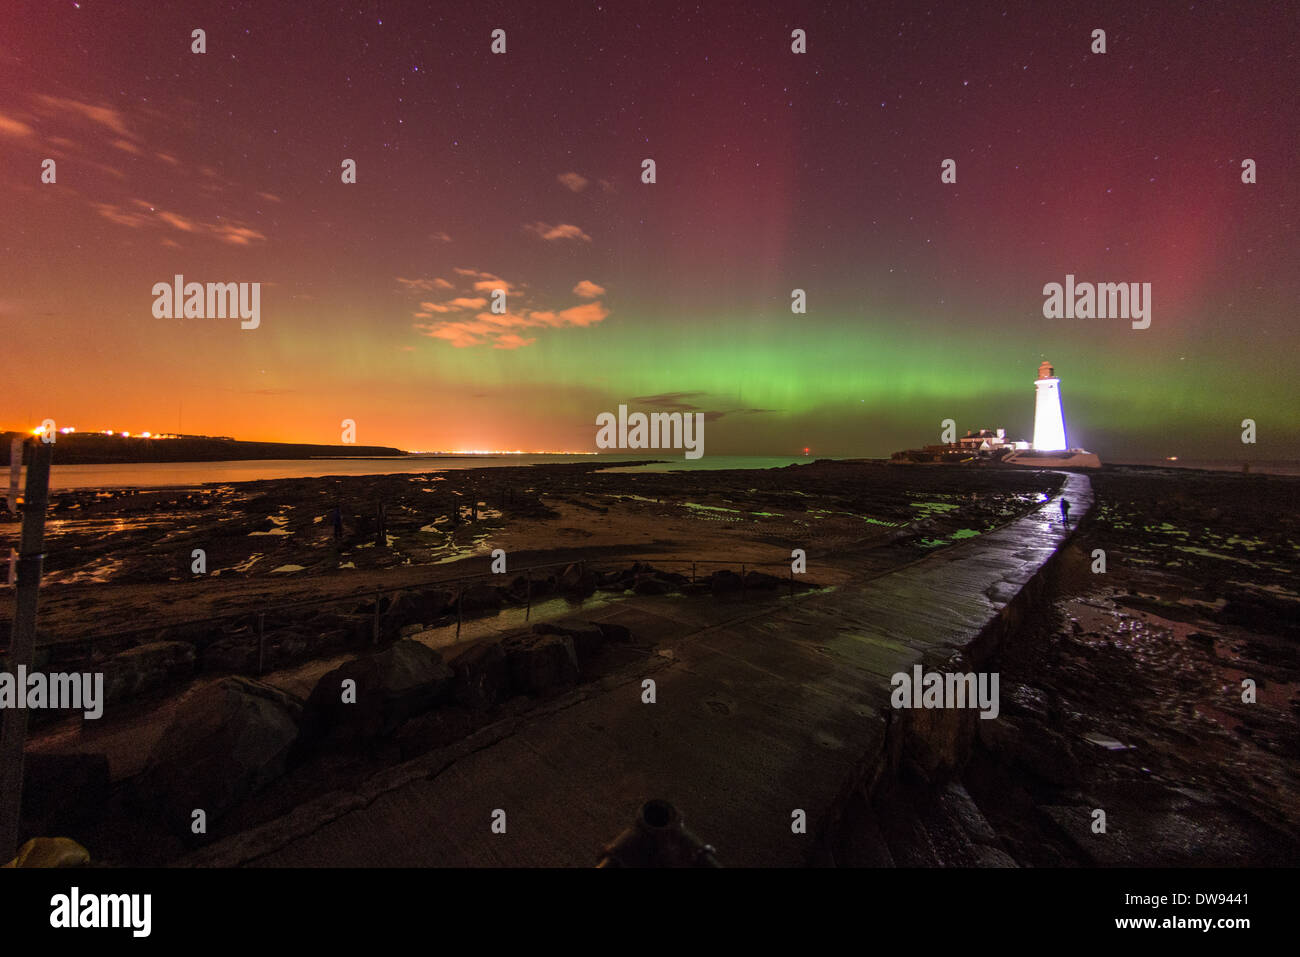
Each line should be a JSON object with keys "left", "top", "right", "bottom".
{"left": 1032, "top": 360, "right": 1067, "bottom": 452}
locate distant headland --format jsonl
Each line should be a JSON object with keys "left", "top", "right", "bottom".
{"left": 0, "top": 431, "right": 407, "bottom": 466}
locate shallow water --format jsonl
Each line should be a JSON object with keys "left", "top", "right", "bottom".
{"left": 43, "top": 454, "right": 823, "bottom": 491}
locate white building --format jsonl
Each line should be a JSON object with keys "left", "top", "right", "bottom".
{"left": 1032, "top": 360, "right": 1067, "bottom": 451}
{"left": 1002, "top": 359, "right": 1101, "bottom": 468}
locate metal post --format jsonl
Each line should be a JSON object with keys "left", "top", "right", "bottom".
{"left": 372, "top": 590, "right": 381, "bottom": 645}
{"left": 741, "top": 563, "right": 746, "bottom": 599}
{"left": 525, "top": 575, "right": 532, "bottom": 621}
{"left": 6, "top": 437, "right": 19, "bottom": 515}
{"left": 456, "top": 584, "right": 463, "bottom": 638}
{"left": 256, "top": 612, "right": 265, "bottom": 675}
{"left": 692, "top": 561, "right": 696, "bottom": 584}
{"left": 0, "top": 440, "right": 53, "bottom": 860}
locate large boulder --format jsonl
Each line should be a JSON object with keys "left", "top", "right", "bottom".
{"left": 743, "top": 570, "right": 783, "bottom": 591}
{"left": 633, "top": 576, "right": 672, "bottom": 596}
{"left": 532, "top": 620, "right": 605, "bottom": 667}
{"left": 136, "top": 676, "right": 303, "bottom": 834}
{"left": 456, "top": 583, "right": 504, "bottom": 613}
{"left": 406, "top": 588, "right": 452, "bottom": 622}
{"left": 710, "top": 569, "right": 743, "bottom": 594}
{"left": 199, "top": 629, "right": 310, "bottom": 674}
{"left": 302, "top": 639, "right": 452, "bottom": 746}
{"left": 103, "top": 640, "right": 195, "bottom": 704}
{"left": 201, "top": 637, "right": 257, "bottom": 674}
{"left": 558, "top": 563, "right": 598, "bottom": 599}
{"left": 448, "top": 640, "right": 510, "bottom": 711}
{"left": 503, "top": 631, "right": 580, "bottom": 696}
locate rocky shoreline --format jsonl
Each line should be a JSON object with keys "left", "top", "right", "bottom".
{"left": 866, "top": 467, "right": 1300, "bottom": 866}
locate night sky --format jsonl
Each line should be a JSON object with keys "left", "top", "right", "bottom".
{"left": 4, "top": 1, "right": 1297, "bottom": 459}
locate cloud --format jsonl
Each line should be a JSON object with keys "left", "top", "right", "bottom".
{"left": 257, "top": 191, "right": 283, "bottom": 203}
{"left": 453, "top": 267, "right": 519, "bottom": 295}
{"left": 408, "top": 267, "right": 609, "bottom": 348}
{"left": 89, "top": 199, "right": 266, "bottom": 245}
{"left": 111, "top": 138, "right": 142, "bottom": 155}
{"left": 557, "top": 172, "right": 589, "bottom": 192}
{"left": 417, "top": 320, "right": 488, "bottom": 348}
{"left": 632, "top": 392, "right": 710, "bottom": 411}
{"left": 573, "top": 280, "right": 605, "bottom": 299}
{"left": 524, "top": 221, "right": 592, "bottom": 242}
{"left": 0, "top": 113, "right": 35, "bottom": 138}
{"left": 626, "top": 393, "right": 776, "bottom": 422}
{"left": 554, "top": 302, "right": 609, "bottom": 326}
{"left": 419, "top": 297, "right": 488, "bottom": 313}
{"left": 212, "top": 224, "right": 266, "bottom": 246}
{"left": 93, "top": 203, "right": 149, "bottom": 228}
{"left": 493, "top": 333, "right": 537, "bottom": 350}
{"left": 430, "top": 230, "right": 452, "bottom": 242}
{"left": 157, "top": 210, "right": 197, "bottom": 232}
{"left": 34, "top": 95, "right": 132, "bottom": 136}
{"left": 397, "top": 276, "right": 455, "bottom": 292}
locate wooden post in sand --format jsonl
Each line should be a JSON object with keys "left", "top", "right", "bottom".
{"left": 256, "top": 612, "right": 266, "bottom": 675}
{"left": 0, "top": 440, "right": 53, "bottom": 860}
{"left": 525, "top": 575, "right": 532, "bottom": 620}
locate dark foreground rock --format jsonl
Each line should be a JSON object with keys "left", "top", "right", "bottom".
{"left": 103, "top": 640, "right": 195, "bottom": 704}
{"left": 503, "top": 631, "right": 580, "bottom": 696}
{"left": 449, "top": 641, "right": 510, "bottom": 712}
{"left": 136, "top": 676, "right": 303, "bottom": 835}
{"left": 302, "top": 639, "right": 452, "bottom": 746}
{"left": 532, "top": 620, "right": 605, "bottom": 667}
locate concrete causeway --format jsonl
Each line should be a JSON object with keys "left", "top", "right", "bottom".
{"left": 187, "top": 472, "right": 1093, "bottom": 867}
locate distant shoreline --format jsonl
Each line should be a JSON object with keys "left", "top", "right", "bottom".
{"left": 0, "top": 431, "right": 407, "bottom": 466}
{"left": 5, "top": 430, "right": 1295, "bottom": 480}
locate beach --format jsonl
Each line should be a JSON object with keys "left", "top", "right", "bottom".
{"left": 5, "top": 460, "right": 1297, "bottom": 866}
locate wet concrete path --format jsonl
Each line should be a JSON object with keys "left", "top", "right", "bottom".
{"left": 187, "top": 473, "right": 1093, "bottom": 867}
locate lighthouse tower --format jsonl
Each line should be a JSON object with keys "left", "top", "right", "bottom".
{"left": 1032, "top": 360, "right": 1068, "bottom": 451}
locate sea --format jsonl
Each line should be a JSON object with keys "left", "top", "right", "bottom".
{"left": 39, "top": 454, "right": 824, "bottom": 491}
{"left": 31, "top": 454, "right": 1300, "bottom": 491}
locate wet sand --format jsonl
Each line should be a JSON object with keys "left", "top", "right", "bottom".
{"left": 9, "top": 459, "right": 1058, "bottom": 651}
{"left": 10, "top": 461, "right": 1296, "bottom": 866}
